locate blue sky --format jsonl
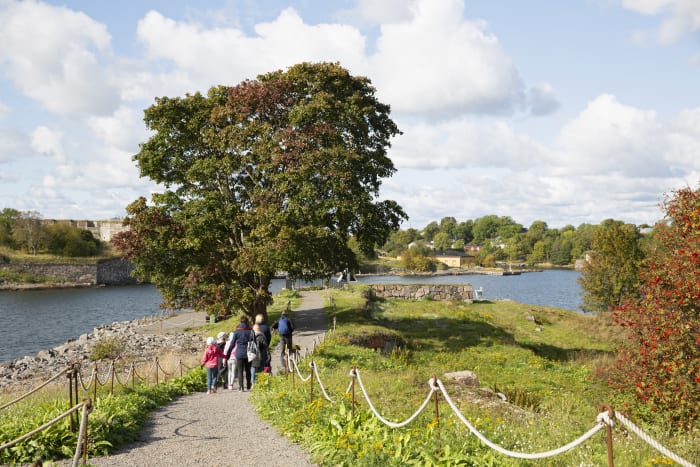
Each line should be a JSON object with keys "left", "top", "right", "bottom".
{"left": 1, "top": 0, "right": 699, "bottom": 230}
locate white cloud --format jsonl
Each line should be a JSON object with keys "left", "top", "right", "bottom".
{"left": 555, "top": 94, "right": 668, "bottom": 177}
{"left": 369, "top": 0, "right": 524, "bottom": 117}
{"left": 136, "top": 8, "right": 367, "bottom": 92}
{"left": 666, "top": 107, "right": 700, "bottom": 170}
{"left": 31, "top": 126, "right": 65, "bottom": 162}
{"left": 527, "top": 83, "right": 561, "bottom": 116}
{"left": 391, "top": 117, "right": 548, "bottom": 170}
{"left": 0, "top": 100, "right": 9, "bottom": 118}
{"left": 0, "top": 0, "right": 121, "bottom": 116}
{"left": 0, "top": 124, "right": 28, "bottom": 162}
{"left": 87, "top": 106, "right": 148, "bottom": 152}
{"left": 622, "top": 0, "right": 700, "bottom": 44}
{"left": 334, "top": 0, "right": 413, "bottom": 26}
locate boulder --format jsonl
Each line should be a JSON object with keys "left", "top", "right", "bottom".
{"left": 444, "top": 370, "right": 479, "bottom": 387}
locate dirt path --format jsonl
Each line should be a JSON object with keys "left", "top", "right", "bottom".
{"left": 58, "top": 290, "right": 328, "bottom": 467}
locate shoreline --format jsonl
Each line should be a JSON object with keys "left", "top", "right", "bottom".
{"left": 0, "top": 281, "right": 99, "bottom": 291}
{"left": 0, "top": 310, "right": 206, "bottom": 393}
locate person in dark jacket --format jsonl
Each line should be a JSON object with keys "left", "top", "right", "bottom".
{"left": 255, "top": 313, "right": 272, "bottom": 372}
{"left": 226, "top": 317, "right": 252, "bottom": 391}
{"left": 250, "top": 323, "right": 268, "bottom": 386}
{"left": 272, "top": 309, "right": 295, "bottom": 371}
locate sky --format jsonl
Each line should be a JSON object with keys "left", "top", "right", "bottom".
{"left": 1, "top": 0, "right": 699, "bottom": 230}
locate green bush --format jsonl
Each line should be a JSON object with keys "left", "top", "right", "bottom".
{"left": 89, "top": 336, "right": 127, "bottom": 361}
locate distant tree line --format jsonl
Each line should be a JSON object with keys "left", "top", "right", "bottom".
{"left": 0, "top": 208, "right": 102, "bottom": 257}
{"left": 379, "top": 214, "right": 657, "bottom": 313}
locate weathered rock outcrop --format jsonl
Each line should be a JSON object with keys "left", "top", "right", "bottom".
{"left": 368, "top": 284, "right": 473, "bottom": 301}
{"left": 0, "top": 317, "right": 202, "bottom": 392}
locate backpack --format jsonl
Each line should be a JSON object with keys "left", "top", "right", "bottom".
{"left": 278, "top": 316, "right": 292, "bottom": 335}
{"left": 247, "top": 332, "right": 260, "bottom": 364}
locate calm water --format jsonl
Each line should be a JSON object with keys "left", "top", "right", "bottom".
{"left": 0, "top": 271, "right": 580, "bottom": 363}
{"left": 356, "top": 269, "right": 582, "bottom": 312}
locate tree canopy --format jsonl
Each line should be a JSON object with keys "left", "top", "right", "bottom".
{"left": 578, "top": 220, "right": 645, "bottom": 312}
{"left": 612, "top": 184, "right": 700, "bottom": 426}
{"left": 114, "top": 62, "right": 406, "bottom": 319}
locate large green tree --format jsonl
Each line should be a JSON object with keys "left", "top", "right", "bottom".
{"left": 114, "top": 62, "right": 406, "bottom": 319}
{"left": 0, "top": 208, "right": 20, "bottom": 248}
{"left": 11, "top": 211, "right": 45, "bottom": 255}
{"left": 578, "top": 220, "right": 644, "bottom": 312}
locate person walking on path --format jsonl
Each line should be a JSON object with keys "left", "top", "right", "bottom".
{"left": 255, "top": 313, "right": 272, "bottom": 372}
{"left": 270, "top": 290, "right": 328, "bottom": 373}
{"left": 60, "top": 290, "right": 327, "bottom": 467}
{"left": 226, "top": 316, "right": 253, "bottom": 391}
{"left": 200, "top": 337, "right": 225, "bottom": 394}
{"left": 250, "top": 323, "right": 268, "bottom": 387}
{"left": 272, "top": 308, "right": 295, "bottom": 370}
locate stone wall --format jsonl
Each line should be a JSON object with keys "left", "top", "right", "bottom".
{"left": 0, "top": 263, "right": 97, "bottom": 284}
{"left": 369, "top": 283, "right": 473, "bottom": 301}
{"left": 96, "top": 258, "right": 138, "bottom": 285}
{"left": 0, "top": 259, "right": 137, "bottom": 285}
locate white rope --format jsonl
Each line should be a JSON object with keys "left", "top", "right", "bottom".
{"left": 436, "top": 379, "right": 605, "bottom": 459}
{"left": 353, "top": 369, "right": 436, "bottom": 428}
{"left": 78, "top": 366, "right": 97, "bottom": 391}
{"left": 0, "top": 367, "right": 70, "bottom": 410}
{"left": 71, "top": 400, "right": 92, "bottom": 467}
{"left": 614, "top": 411, "right": 696, "bottom": 467}
{"left": 290, "top": 355, "right": 312, "bottom": 382}
{"left": 311, "top": 362, "right": 334, "bottom": 402}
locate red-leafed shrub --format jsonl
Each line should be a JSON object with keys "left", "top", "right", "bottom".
{"left": 611, "top": 184, "right": 700, "bottom": 428}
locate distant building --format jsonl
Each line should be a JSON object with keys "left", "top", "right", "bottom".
{"left": 434, "top": 250, "right": 473, "bottom": 268}
{"left": 44, "top": 219, "right": 129, "bottom": 242}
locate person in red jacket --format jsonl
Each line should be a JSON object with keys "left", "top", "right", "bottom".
{"left": 201, "top": 336, "right": 225, "bottom": 394}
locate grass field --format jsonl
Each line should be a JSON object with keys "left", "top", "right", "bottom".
{"left": 251, "top": 285, "right": 699, "bottom": 466}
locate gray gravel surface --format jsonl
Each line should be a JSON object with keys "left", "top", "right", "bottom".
{"left": 48, "top": 290, "right": 329, "bottom": 467}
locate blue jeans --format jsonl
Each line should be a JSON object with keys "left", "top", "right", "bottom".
{"left": 206, "top": 367, "right": 218, "bottom": 390}
{"left": 251, "top": 364, "right": 263, "bottom": 385}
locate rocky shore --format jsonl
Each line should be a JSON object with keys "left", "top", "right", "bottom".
{"left": 0, "top": 313, "right": 204, "bottom": 393}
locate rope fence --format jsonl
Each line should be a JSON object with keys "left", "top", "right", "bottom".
{"left": 0, "top": 355, "right": 200, "bottom": 466}
{"left": 283, "top": 354, "right": 697, "bottom": 467}
{"left": 0, "top": 398, "right": 93, "bottom": 467}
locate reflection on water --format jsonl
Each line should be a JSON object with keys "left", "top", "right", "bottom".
{"left": 0, "top": 271, "right": 579, "bottom": 363}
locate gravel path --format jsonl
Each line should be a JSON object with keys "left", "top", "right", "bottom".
{"left": 60, "top": 290, "right": 328, "bottom": 467}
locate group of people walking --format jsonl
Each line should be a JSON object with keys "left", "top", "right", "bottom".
{"left": 200, "top": 309, "right": 295, "bottom": 393}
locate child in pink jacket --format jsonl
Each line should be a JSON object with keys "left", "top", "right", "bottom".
{"left": 201, "top": 336, "right": 225, "bottom": 394}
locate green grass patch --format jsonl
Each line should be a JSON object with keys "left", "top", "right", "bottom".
{"left": 251, "top": 286, "right": 699, "bottom": 466}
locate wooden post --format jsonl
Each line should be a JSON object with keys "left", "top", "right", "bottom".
{"left": 601, "top": 405, "right": 615, "bottom": 467}
{"left": 351, "top": 366, "right": 356, "bottom": 418}
{"left": 131, "top": 363, "right": 135, "bottom": 388}
{"left": 93, "top": 362, "right": 98, "bottom": 402}
{"left": 179, "top": 359, "right": 183, "bottom": 378}
{"left": 68, "top": 368, "right": 74, "bottom": 432}
{"left": 155, "top": 357, "right": 159, "bottom": 385}
{"left": 309, "top": 362, "right": 314, "bottom": 402}
{"left": 433, "top": 375, "right": 439, "bottom": 426}
{"left": 110, "top": 360, "right": 115, "bottom": 395}
{"left": 82, "top": 397, "right": 91, "bottom": 466}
